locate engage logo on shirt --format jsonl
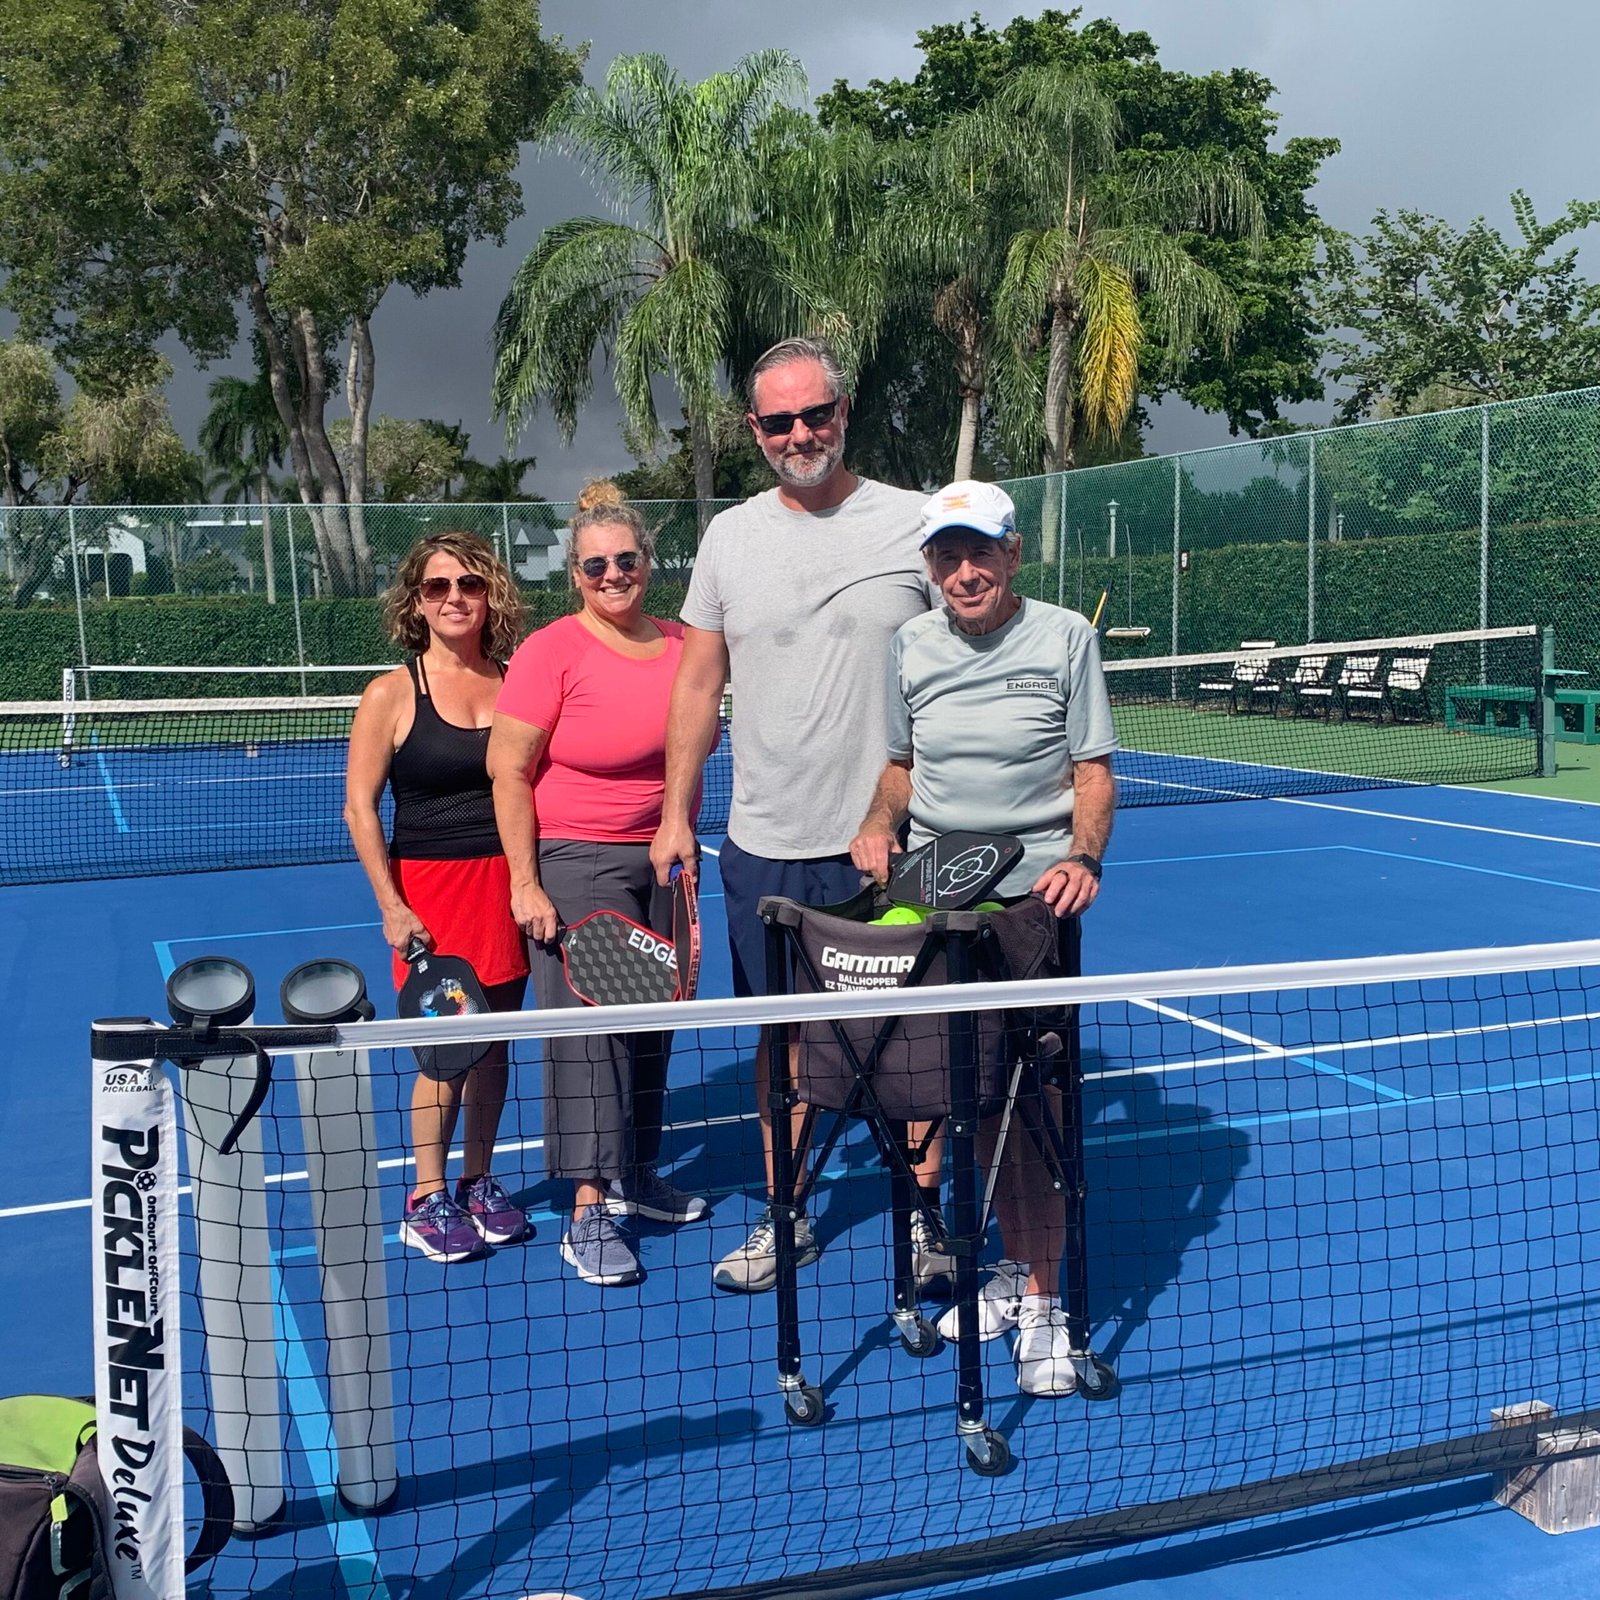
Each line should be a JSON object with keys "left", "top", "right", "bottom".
{"left": 1006, "top": 675, "right": 1060, "bottom": 697}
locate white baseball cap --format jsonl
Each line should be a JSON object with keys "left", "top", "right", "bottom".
{"left": 917, "top": 480, "right": 1017, "bottom": 547}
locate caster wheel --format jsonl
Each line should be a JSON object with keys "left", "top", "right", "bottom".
{"left": 1077, "top": 1356, "right": 1120, "bottom": 1402}
{"left": 964, "top": 1427, "right": 1011, "bottom": 1477}
{"left": 784, "top": 1384, "right": 825, "bottom": 1427}
{"left": 899, "top": 1317, "right": 943, "bottom": 1358}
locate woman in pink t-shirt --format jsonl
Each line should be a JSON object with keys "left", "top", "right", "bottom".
{"left": 488, "top": 482, "right": 711, "bottom": 1289}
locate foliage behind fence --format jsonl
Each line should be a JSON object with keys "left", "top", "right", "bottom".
{"left": 2, "top": 387, "right": 1598, "bottom": 699}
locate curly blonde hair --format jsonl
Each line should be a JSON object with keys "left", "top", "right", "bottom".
{"left": 381, "top": 530, "right": 524, "bottom": 660}
{"left": 566, "top": 480, "right": 655, "bottom": 588}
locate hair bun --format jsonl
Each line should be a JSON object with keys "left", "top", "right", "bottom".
{"left": 576, "top": 479, "right": 627, "bottom": 513}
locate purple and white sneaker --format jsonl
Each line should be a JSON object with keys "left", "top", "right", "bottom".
{"left": 456, "top": 1174, "right": 531, "bottom": 1246}
{"left": 400, "top": 1190, "right": 486, "bottom": 1263}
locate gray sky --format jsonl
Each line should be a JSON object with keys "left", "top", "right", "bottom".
{"left": 149, "top": 0, "right": 1600, "bottom": 495}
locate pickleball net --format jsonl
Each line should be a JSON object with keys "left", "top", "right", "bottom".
{"left": 0, "top": 623, "right": 1546, "bottom": 884}
{"left": 92, "top": 934, "right": 1600, "bottom": 1599}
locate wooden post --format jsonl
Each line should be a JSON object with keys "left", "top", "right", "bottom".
{"left": 1493, "top": 1400, "right": 1600, "bottom": 1533}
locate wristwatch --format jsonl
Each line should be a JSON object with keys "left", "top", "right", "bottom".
{"left": 1064, "top": 853, "right": 1102, "bottom": 881}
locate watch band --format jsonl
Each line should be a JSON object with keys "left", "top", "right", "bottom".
{"left": 1065, "top": 853, "right": 1102, "bottom": 881}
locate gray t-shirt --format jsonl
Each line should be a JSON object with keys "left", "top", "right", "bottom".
{"left": 886, "top": 597, "right": 1120, "bottom": 897}
{"left": 682, "top": 478, "right": 930, "bottom": 858}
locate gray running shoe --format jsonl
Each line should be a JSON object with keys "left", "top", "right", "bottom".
{"left": 560, "top": 1211, "right": 643, "bottom": 1287}
{"left": 1015, "top": 1298, "right": 1080, "bottom": 1397}
{"left": 909, "top": 1207, "right": 956, "bottom": 1297}
{"left": 602, "top": 1165, "right": 708, "bottom": 1224}
{"left": 711, "top": 1205, "right": 819, "bottom": 1293}
{"left": 934, "top": 1259, "right": 1030, "bottom": 1342}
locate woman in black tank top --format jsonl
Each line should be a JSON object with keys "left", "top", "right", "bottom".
{"left": 345, "top": 531, "right": 531, "bottom": 1266}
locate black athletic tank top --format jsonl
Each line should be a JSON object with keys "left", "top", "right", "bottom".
{"left": 388, "top": 656, "right": 504, "bottom": 860}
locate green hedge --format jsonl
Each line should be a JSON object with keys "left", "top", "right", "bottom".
{"left": 0, "top": 581, "right": 696, "bottom": 699}
{"left": 0, "top": 527, "right": 1591, "bottom": 701}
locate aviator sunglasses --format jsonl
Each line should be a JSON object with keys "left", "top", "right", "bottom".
{"left": 578, "top": 551, "right": 643, "bottom": 580}
{"left": 751, "top": 398, "right": 840, "bottom": 437}
{"left": 418, "top": 572, "right": 489, "bottom": 601}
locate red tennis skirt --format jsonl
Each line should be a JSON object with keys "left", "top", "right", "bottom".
{"left": 388, "top": 854, "right": 530, "bottom": 990}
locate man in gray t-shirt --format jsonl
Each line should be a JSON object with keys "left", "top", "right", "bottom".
{"left": 650, "top": 337, "right": 931, "bottom": 1293}
{"left": 851, "top": 479, "right": 1118, "bottom": 1398}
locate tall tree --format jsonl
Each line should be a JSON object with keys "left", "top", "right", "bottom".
{"left": 492, "top": 50, "right": 807, "bottom": 512}
{"left": 1318, "top": 192, "right": 1600, "bottom": 422}
{"left": 0, "top": 0, "right": 580, "bottom": 594}
{"left": 820, "top": 8, "right": 1336, "bottom": 447}
{"left": 199, "top": 371, "right": 288, "bottom": 602}
{"left": 459, "top": 453, "right": 541, "bottom": 503}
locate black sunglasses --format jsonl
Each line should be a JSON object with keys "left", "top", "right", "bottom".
{"left": 578, "top": 551, "right": 644, "bottom": 580}
{"left": 418, "top": 573, "right": 489, "bottom": 601}
{"left": 751, "top": 398, "right": 841, "bottom": 437}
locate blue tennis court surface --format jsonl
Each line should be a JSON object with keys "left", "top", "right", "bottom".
{"left": 7, "top": 783, "right": 1600, "bottom": 1598}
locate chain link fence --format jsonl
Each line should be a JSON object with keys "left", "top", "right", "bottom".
{"left": 1, "top": 387, "right": 1597, "bottom": 695}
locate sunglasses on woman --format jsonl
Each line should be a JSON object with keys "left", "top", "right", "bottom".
{"left": 418, "top": 573, "right": 489, "bottom": 601}
{"left": 751, "top": 398, "right": 840, "bottom": 437}
{"left": 578, "top": 551, "right": 643, "bottom": 579}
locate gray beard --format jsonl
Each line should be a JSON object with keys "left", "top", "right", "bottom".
{"left": 771, "top": 439, "right": 845, "bottom": 489}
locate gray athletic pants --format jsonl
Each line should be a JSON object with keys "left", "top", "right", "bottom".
{"left": 529, "top": 839, "right": 670, "bottom": 1182}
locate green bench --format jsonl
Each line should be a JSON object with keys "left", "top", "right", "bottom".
{"left": 1444, "top": 684, "right": 1600, "bottom": 743}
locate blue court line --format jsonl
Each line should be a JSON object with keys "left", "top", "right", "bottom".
{"left": 1137, "top": 999, "right": 1409, "bottom": 1104}
{"left": 269, "top": 1271, "right": 394, "bottom": 1600}
{"left": 152, "top": 943, "right": 391, "bottom": 1599}
{"left": 1339, "top": 844, "right": 1600, "bottom": 895}
{"left": 1095, "top": 1058, "right": 1600, "bottom": 1146}
{"left": 94, "top": 748, "right": 129, "bottom": 833}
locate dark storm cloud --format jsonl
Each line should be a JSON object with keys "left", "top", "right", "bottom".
{"left": 152, "top": 0, "right": 1600, "bottom": 489}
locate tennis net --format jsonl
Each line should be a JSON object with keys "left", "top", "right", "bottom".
{"left": 1104, "top": 623, "right": 1546, "bottom": 804}
{"left": 91, "top": 937, "right": 1600, "bottom": 1599}
{"left": 0, "top": 694, "right": 735, "bottom": 884}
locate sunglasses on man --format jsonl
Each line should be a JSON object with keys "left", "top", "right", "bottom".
{"left": 418, "top": 573, "right": 489, "bottom": 601}
{"left": 577, "top": 551, "right": 644, "bottom": 580}
{"left": 750, "top": 398, "right": 841, "bottom": 438}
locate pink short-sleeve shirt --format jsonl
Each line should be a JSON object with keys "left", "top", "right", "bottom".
{"left": 496, "top": 613, "right": 691, "bottom": 842}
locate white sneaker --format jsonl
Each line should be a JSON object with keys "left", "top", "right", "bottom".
{"left": 1014, "top": 1297, "right": 1080, "bottom": 1397}
{"left": 934, "top": 1259, "right": 1030, "bottom": 1342}
{"left": 909, "top": 1207, "right": 955, "bottom": 1296}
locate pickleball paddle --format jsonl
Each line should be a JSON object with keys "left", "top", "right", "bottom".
{"left": 670, "top": 865, "right": 700, "bottom": 1002}
{"left": 886, "top": 831, "right": 1024, "bottom": 910}
{"left": 398, "top": 937, "right": 491, "bottom": 1078}
{"left": 558, "top": 909, "right": 681, "bottom": 1008}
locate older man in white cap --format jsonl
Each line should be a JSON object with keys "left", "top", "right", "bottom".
{"left": 850, "top": 478, "right": 1118, "bottom": 1397}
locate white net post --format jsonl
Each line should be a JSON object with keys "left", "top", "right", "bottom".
{"left": 290, "top": 1041, "right": 398, "bottom": 1512}
{"left": 177, "top": 1048, "right": 287, "bottom": 1533}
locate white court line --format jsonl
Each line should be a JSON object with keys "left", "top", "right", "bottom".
{"left": 5, "top": 1112, "right": 759, "bottom": 1220}
{"left": 1270, "top": 793, "right": 1600, "bottom": 848}
{"left": 1088, "top": 1005, "right": 1600, "bottom": 1079}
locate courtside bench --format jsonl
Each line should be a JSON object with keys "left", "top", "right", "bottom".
{"left": 1444, "top": 684, "right": 1600, "bottom": 744}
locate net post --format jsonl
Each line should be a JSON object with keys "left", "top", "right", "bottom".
{"left": 90, "top": 1025, "right": 187, "bottom": 1600}
{"left": 175, "top": 1050, "right": 288, "bottom": 1533}
{"left": 290, "top": 1040, "right": 398, "bottom": 1514}
{"left": 1542, "top": 625, "right": 1558, "bottom": 779}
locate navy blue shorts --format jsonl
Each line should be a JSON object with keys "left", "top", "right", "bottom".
{"left": 718, "top": 837, "right": 864, "bottom": 997}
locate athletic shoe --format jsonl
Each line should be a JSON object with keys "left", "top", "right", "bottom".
{"left": 909, "top": 1207, "right": 956, "bottom": 1297}
{"left": 1015, "top": 1297, "right": 1080, "bottom": 1398}
{"left": 560, "top": 1211, "right": 643, "bottom": 1287}
{"left": 934, "top": 1259, "right": 1030, "bottom": 1342}
{"left": 602, "top": 1165, "right": 709, "bottom": 1224}
{"left": 711, "top": 1206, "right": 819, "bottom": 1293}
{"left": 400, "top": 1190, "right": 487, "bottom": 1264}
{"left": 456, "top": 1174, "right": 531, "bottom": 1246}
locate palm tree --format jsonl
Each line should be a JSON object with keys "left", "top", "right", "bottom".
{"left": 876, "top": 115, "right": 1030, "bottom": 480}
{"left": 491, "top": 51, "right": 806, "bottom": 513}
{"left": 991, "top": 67, "right": 1264, "bottom": 478}
{"left": 458, "top": 453, "right": 539, "bottom": 503}
{"left": 199, "top": 373, "right": 289, "bottom": 603}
